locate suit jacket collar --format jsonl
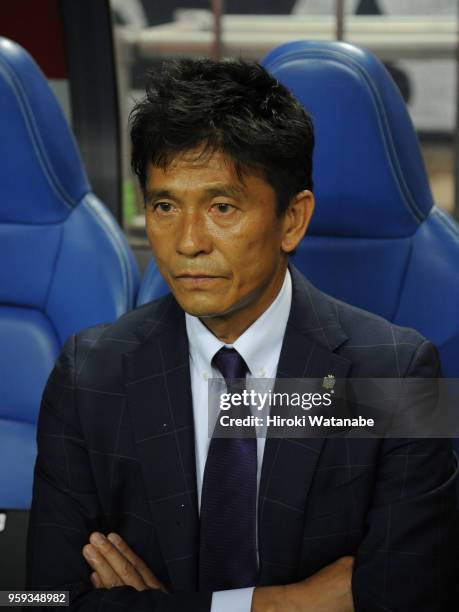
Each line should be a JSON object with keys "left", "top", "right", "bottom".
{"left": 124, "top": 264, "right": 351, "bottom": 589}
{"left": 284, "top": 263, "right": 348, "bottom": 353}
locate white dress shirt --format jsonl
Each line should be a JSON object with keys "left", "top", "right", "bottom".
{"left": 185, "top": 268, "right": 292, "bottom": 612}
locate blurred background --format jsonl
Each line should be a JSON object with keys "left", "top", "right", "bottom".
{"left": 2, "top": 0, "right": 458, "bottom": 272}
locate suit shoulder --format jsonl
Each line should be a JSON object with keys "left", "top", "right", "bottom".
{"left": 330, "top": 294, "right": 426, "bottom": 347}
{"left": 291, "top": 265, "right": 428, "bottom": 351}
{"left": 324, "top": 293, "right": 438, "bottom": 375}
{"left": 75, "top": 294, "right": 172, "bottom": 341}
{"left": 71, "top": 294, "right": 175, "bottom": 374}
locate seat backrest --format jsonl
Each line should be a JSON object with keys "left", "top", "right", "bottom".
{"left": 0, "top": 37, "right": 140, "bottom": 507}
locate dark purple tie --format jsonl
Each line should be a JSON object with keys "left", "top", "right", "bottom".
{"left": 199, "top": 347, "right": 258, "bottom": 591}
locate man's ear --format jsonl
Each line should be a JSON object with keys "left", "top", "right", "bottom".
{"left": 281, "top": 190, "right": 315, "bottom": 254}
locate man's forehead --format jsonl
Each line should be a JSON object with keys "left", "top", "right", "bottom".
{"left": 149, "top": 147, "right": 233, "bottom": 173}
{"left": 145, "top": 147, "right": 252, "bottom": 190}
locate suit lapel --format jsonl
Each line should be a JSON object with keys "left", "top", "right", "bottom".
{"left": 124, "top": 296, "right": 199, "bottom": 592}
{"left": 258, "top": 265, "right": 351, "bottom": 584}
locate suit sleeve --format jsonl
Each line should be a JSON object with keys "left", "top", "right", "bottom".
{"left": 351, "top": 340, "right": 459, "bottom": 612}
{"left": 25, "top": 334, "right": 212, "bottom": 612}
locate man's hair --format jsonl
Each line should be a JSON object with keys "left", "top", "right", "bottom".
{"left": 130, "top": 58, "right": 314, "bottom": 216}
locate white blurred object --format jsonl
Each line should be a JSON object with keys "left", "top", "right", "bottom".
{"left": 380, "top": 0, "right": 454, "bottom": 15}
{"left": 174, "top": 9, "right": 214, "bottom": 30}
{"left": 292, "top": 0, "right": 455, "bottom": 15}
{"left": 111, "top": 0, "right": 148, "bottom": 28}
{"left": 293, "top": 0, "right": 355, "bottom": 14}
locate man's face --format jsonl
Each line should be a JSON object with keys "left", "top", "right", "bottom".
{"left": 144, "top": 148, "right": 292, "bottom": 326}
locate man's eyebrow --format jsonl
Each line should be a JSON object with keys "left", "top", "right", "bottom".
{"left": 144, "top": 184, "right": 245, "bottom": 203}
{"left": 201, "top": 185, "right": 245, "bottom": 199}
{"left": 144, "top": 189, "right": 177, "bottom": 203}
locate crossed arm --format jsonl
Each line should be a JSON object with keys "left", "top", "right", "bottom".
{"left": 81, "top": 530, "right": 355, "bottom": 612}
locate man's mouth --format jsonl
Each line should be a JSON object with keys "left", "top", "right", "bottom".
{"left": 176, "top": 273, "right": 218, "bottom": 278}
{"left": 175, "top": 273, "right": 225, "bottom": 286}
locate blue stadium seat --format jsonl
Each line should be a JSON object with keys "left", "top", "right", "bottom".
{"left": 0, "top": 37, "right": 140, "bottom": 510}
{"left": 137, "top": 41, "right": 459, "bottom": 447}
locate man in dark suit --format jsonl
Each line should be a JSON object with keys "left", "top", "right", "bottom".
{"left": 26, "top": 58, "right": 458, "bottom": 611}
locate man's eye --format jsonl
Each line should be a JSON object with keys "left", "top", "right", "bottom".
{"left": 154, "top": 202, "right": 174, "bottom": 213}
{"left": 213, "top": 203, "right": 234, "bottom": 214}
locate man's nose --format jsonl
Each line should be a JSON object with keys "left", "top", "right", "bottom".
{"left": 176, "top": 209, "right": 212, "bottom": 256}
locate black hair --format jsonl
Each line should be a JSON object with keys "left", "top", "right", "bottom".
{"left": 130, "top": 57, "right": 314, "bottom": 216}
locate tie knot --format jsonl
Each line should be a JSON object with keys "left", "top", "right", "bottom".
{"left": 212, "top": 347, "right": 248, "bottom": 386}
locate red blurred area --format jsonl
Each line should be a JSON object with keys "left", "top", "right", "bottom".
{"left": 2, "top": 0, "right": 67, "bottom": 78}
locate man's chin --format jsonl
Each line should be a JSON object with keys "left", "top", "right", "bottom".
{"left": 174, "top": 295, "right": 228, "bottom": 319}
{"left": 182, "top": 305, "right": 226, "bottom": 319}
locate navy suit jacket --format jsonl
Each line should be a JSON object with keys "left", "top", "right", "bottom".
{"left": 26, "top": 265, "right": 459, "bottom": 611}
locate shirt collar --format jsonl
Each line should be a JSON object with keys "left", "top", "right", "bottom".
{"left": 185, "top": 268, "right": 292, "bottom": 378}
